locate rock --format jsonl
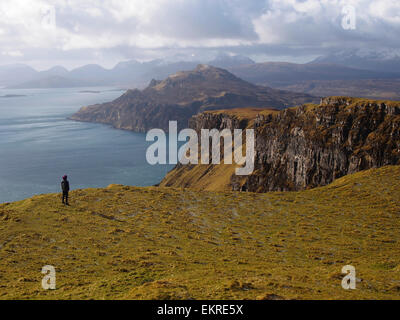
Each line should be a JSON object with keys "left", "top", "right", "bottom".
{"left": 162, "top": 97, "right": 400, "bottom": 192}
{"left": 256, "top": 293, "right": 286, "bottom": 300}
{"left": 242, "top": 97, "right": 400, "bottom": 192}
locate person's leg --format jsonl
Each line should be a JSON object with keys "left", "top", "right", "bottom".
{"left": 66, "top": 192, "right": 69, "bottom": 205}
{"left": 62, "top": 192, "right": 65, "bottom": 204}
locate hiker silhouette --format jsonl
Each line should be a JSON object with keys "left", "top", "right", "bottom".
{"left": 61, "top": 175, "right": 70, "bottom": 205}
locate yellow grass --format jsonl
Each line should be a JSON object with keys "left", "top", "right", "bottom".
{"left": 205, "top": 108, "right": 279, "bottom": 120}
{"left": 0, "top": 165, "right": 400, "bottom": 300}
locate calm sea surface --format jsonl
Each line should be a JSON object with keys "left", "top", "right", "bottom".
{"left": 0, "top": 87, "right": 174, "bottom": 203}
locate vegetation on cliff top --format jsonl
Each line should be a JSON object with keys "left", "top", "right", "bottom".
{"left": 205, "top": 107, "right": 280, "bottom": 120}
{"left": 1, "top": 165, "right": 399, "bottom": 300}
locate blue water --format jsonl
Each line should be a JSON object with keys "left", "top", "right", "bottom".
{"left": 0, "top": 87, "right": 174, "bottom": 203}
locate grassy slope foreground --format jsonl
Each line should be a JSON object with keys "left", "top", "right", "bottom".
{"left": 0, "top": 166, "right": 400, "bottom": 300}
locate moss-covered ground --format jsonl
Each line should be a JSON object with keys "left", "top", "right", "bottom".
{"left": 0, "top": 166, "right": 399, "bottom": 300}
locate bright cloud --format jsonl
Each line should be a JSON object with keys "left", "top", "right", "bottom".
{"left": 0, "top": 0, "right": 398, "bottom": 67}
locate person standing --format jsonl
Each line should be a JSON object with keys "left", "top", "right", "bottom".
{"left": 61, "top": 175, "right": 70, "bottom": 205}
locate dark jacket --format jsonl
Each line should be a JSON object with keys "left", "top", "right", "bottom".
{"left": 61, "top": 180, "right": 70, "bottom": 193}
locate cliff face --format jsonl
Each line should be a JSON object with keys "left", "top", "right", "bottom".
{"left": 187, "top": 108, "right": 265, "bottom": 132}
{"left": 70, "top": 89, "right": 198, "bottom": 132}
{"left": 160, "top": 97, "right": 400, "bottom": 192}
{"left": 70, "top": 65, "right": 318, "bottom": 132}
{"left": 159, "top": 108, "right": 275, "bottom": 191}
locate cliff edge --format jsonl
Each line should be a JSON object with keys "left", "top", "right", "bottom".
{"left": 160, "top": 97, "right": 400, "bottom": 192}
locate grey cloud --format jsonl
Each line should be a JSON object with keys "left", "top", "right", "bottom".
{"left": 0, "top": 0, "right": 399, "bottom": 69}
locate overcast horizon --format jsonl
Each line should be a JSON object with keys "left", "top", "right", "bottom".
{"left": 0, "top": 0, "right": 399, "bottom": 70}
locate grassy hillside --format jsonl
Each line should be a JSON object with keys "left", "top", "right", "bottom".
{"left": 160, "top": 107, "right": 261, "bottom": 191}
{"left": 1, "top": 166, "right": 400, "bottom": 300}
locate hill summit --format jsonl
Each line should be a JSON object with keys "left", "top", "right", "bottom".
{"left": 70, "top": 65, "right": 317, "bottom": 132}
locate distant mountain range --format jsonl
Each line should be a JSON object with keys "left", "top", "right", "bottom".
{"left": 3, "top": 55, "right": 257, "bottom": 89}
{"left": 227, "top": 62, "right": 398, "bottom": 86}
{"left": 70, "top": 64, "right": 318, "bottom": 132}
{"left": 2, "top": 51, "right": 400, "bottom": 100}
{"left": 227, "top": 61, "right": 400, "bottom": 100}
{"left": 311, "top": 50, "right": 400, "bottom": 73}
{"left": 269, "top": 79, "right": 400, "bottom": 101}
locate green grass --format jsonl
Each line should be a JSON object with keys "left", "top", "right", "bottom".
{"left": 1, "top": 166, "right": 400, "bottom": 300}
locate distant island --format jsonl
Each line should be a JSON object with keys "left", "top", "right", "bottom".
{"left": 70, "top": 64, "right": 318, "bottom": 132}
{"left": 79, "top": 90, "right": 101, "bottom": 94}
{"left": 0, "top": 94, "right": 26, "bottom": 98}
{"left": 79, "top": 89, "right": 126, "bottom": 94}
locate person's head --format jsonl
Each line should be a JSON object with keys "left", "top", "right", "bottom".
{"left": 63, "top": 175, "right": 68, "bottom": 181}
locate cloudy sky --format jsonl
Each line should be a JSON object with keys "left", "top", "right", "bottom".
{"left": 0, "top": 0, "right": 399, "bottom": 70}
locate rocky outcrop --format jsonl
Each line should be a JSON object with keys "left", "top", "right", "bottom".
{"left": 188, "top": 110, "right": 253, "bottom": 132}
{"left": 161, "top": 97, "right": 400, "bottom": 192}
{"left": 70, "top": 65, "right": 318, "bottom": 132}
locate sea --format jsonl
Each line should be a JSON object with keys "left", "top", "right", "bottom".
{"left": 0, "top": 87, "right": 175, "bottom": 204}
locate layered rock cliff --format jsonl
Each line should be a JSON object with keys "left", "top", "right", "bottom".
{"left": 160, "top": 97, "right": 400, "bottom": 192}
{"left": 70, "top": 65, "right": 318, "bottom": 132}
